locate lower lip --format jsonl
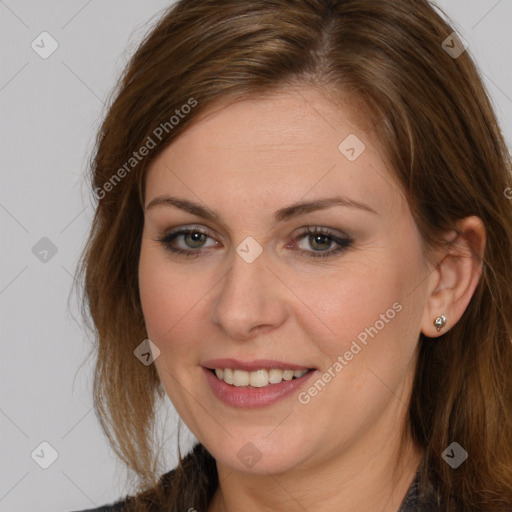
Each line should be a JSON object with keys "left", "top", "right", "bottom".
{"left": 203, "top": 367, "right": 316, "bottom": 408}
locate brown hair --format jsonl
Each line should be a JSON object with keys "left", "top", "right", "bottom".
{"left": 76, "top": 0, "right": 512, "bottom": 510}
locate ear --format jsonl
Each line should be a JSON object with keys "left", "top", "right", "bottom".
{"left": 421, "top": 216, "right": 486, "bottom": 338}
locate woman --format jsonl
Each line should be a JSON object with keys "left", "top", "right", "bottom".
{"left": 75, "top": 0, "right": 512, "bottom": 510}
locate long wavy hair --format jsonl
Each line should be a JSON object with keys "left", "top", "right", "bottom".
{"left": 76, "top": 0, "right": 512, "bottom": 510}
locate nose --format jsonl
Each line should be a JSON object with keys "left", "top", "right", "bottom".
{"left": 210, "top": 248, "right": 289, "bottom": 340}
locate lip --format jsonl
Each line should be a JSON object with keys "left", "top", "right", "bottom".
{"left": 202, "top": 358, "right": 313, "bottom": 372}
{"left": 203, "top": 366, "right": 317, "bottom": 409}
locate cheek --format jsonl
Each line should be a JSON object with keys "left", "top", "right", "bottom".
{"left": 139, "top": 247, "right": 185, "bottom": 346}
{"left": 288, "top": 265, "right": 405, "bottom": 357}
{"left": 291, "top": 243, "right": 426, "bottom": 377}
{"left": 138, "top": 244, "right": 219, "bottom": 365}
{"left": 138, "top": 246, "right": 208, "bottom": 421}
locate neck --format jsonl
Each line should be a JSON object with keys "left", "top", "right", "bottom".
{"left": 208, "top": 430, "right": 423, "bottom": 512}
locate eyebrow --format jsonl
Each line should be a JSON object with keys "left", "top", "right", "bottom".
{"left": 145, "top": 194, "right": 378, "bottom": 224}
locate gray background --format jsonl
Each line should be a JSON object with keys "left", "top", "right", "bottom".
{"left": 1, "top": 1, "right": 511, "bottom": 511}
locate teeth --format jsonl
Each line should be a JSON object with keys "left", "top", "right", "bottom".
{"left": 213, "top": 368, "right": 309, "bottom": 387}
{"left": 282, "top": 369, "right": 294, "bottom": 381}
{"left": 224, "top": 368, "right": 233, "bottom": 385}
{"left": 233, "top": 369, "right": 249, "bottom": 386}
{"left": 268, "top": 368, "right": 283, "bottom": 384}
{"left": 250, "top": 369, "right": 268, "bottom": 388}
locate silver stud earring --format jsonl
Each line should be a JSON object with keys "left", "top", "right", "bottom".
{"left": 433, "top": 314, "right": 447, "bottom": 332}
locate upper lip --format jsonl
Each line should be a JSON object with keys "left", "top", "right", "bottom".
{"left": 202, "top": 358, "right": 314, "bottom": 372}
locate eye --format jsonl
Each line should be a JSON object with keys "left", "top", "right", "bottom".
{"left": 157, "top": 226, "right": 219, "bottom": 257}
{"left": 293, "top": 227, "right": 353, "bottom": 259}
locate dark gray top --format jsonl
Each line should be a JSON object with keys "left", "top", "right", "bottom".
{"left": 397, "top": 468, "right": 440, "bottom": 511}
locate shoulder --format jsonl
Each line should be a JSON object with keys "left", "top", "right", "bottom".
{"left": 71, "top": 501, "right": 128, "bottom": 512}
{"left": 70, "top": 470, "right": 177, "bottom": 512}
{"left": 71, "top": 497, "right": 132, "bottom": 512}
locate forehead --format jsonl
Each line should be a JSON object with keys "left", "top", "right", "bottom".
{"left": 145, "top": 88, "right": 406, "bottom": 219}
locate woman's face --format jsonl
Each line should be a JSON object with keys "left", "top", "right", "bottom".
{"left": 139, "top": 87, "right": 432, "bottom": 475}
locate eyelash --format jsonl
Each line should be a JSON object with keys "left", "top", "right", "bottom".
{"left": 156, "top": 225, "right": 353, "bottom": 259}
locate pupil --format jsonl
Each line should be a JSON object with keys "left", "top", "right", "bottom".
{"left": 311, "top": 234, "right": 331, "bottom": 251}
{"left": 187, "top": 232, "right": 205, "bottom": 248}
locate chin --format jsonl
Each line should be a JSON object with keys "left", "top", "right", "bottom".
{"left": 201, "top": 429, "right": 314, "bottom": 475}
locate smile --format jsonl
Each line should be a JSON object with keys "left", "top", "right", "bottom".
{"left": 213, "top": 368, "right": 310, "bottom": 387}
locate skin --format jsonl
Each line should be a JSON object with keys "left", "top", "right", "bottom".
{"left": 138, "top": 86, "right": 485, "bottom": 512}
